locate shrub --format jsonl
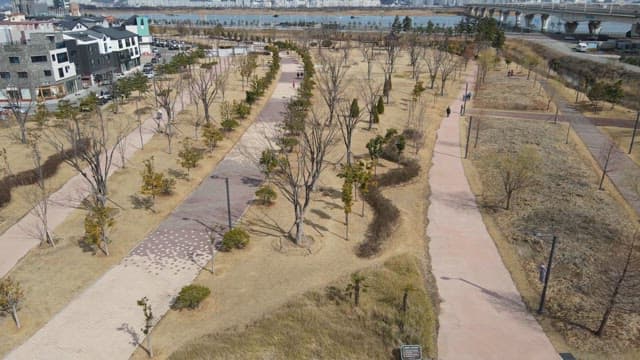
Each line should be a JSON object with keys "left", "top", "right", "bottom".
{"left": 233, "top": 101, "right": 251, "bottom": 120}
{"left": 172, "top": 285, "right": 210, "bottom": 310}
{"left": 376, "top": 96, "right": 385, "bottom": 114}
{"left": 357, "top": 159, "right": 421, "bottom": 258}
{"left": 221, "top": 119, "right": 239, "bottom": 132}
{"left": 221, "top": 228, "right": 250, "bottom": 251}
{"left": 255, "top": 185, "right": 277, "bottom": 205}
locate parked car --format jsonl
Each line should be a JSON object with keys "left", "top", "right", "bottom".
{"left": 98, "top": 89, "right": 112, "bottom": 104}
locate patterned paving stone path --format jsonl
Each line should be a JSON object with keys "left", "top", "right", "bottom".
{"left": 6, "top": 54, "right": 298, "bottom": 360}
{"left": 427, "top": 67, "right": 560, "bottom": 360}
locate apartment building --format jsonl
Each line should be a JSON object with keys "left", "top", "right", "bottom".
{"left": 0, "top": 32, "right": 79, "bottom": 103}
{"left": 122, "top": 15, "right": 152, "bottom": 55}
{"left": 90, "top": 26, "right": 141, "bottom": 73}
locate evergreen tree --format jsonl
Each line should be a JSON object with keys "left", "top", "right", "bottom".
{"left": 391, "top": 15, "right": 402, "bottom": 34}
{"left": 402, "top": 16, "right": 412, "bottom": 32}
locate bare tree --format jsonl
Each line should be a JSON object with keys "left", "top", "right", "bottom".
{"left": 48, "top": 94, "right": 126, "bottom": 209}
{"left": 381, "top": 32, "right": 401, "bottom": 89}
{"left": 316, "top": 53, "right": 349, "bottom": 125}
{"left": 406, "top": 32, "right": 425, "bottom": 80}
{"left": 359, "top": 39, "right": 377, "bottom": 81}
{"left": 360, "top": 79, "right": 383, "bottom": 131}
{"left": 594, "top": 233, "right": 640, "bottom": 337}
{"left": 190, "top": 62, "right": 225, "bottom": 124}
{"left": 424, "top": 47, "right": 445, "bottom": 90}
{"left": 26, "top": 127, "right": 55, "bottom": 247}
{"left": 270, "top": 109, "right": 337, "bottom": 245}
{"left": 6, "top": 85, "right": 35, "bottom": 144}
{"left": 155, "top": 76, "right": 183, "bottom": 154}
{"left": 337, "top": 99, "right": 363, "bottom": 166}
{"left": 485, "top": 146, "right": 540, "bottom": 210}
{"left": 439, "top": 52, "right": 461, "bottom": 96}
{"left": 238, "top": 53, "right": 258, "bottom": 91}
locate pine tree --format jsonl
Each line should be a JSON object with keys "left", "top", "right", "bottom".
{"left": 376, "top": 96, "right": 385, "bottom": 114}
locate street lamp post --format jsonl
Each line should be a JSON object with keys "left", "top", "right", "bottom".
{"left": 537, "top": 234, "right": 558, "bottom": 315}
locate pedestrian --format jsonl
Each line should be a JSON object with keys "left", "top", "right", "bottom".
{"left": 292, "top": 80, "right": 296, "bottom": 89}
{"left": 446, "top": 106, "right": 451, "bottom": 118}
{"left": 460, "top": 104, "right": 464, "bottom": 115}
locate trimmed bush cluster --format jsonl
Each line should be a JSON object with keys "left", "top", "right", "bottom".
{"left": 172, "top": 284, "right": 210, "bottom": 310}
{"left": 358, "top": 159, "right": 421, "bottom": 258}
{"left": 221, "top": 227, "right": 250, "bottom": 251}
{"left": 245, "top": 45, "right": 280, "bottom": 105}
{"left": 0, "top": 139, "right": 89, "bottom": 208}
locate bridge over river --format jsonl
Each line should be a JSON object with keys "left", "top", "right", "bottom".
{"left": 465, "top": 3, "right": 640, "bottom": 35}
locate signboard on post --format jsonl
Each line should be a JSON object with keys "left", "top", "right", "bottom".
{"left": 400, "top": 345, "right": 422, "bottom": 360}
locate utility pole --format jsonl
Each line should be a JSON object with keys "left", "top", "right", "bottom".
{"left": 464, "top": 116, "right": 473, "bottom": 159}
{"left": 628, "top": 111, "right": 640, "bottom": 154}
{"left": 538, "top": 235, "right": 557, "bottom": 315}
{"left": 462, "top": 82, "right": 468, "bottom": 115}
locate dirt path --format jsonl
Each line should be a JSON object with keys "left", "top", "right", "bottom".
{"left": 4, "top": 56, "right": 290, "bottom": 360}
{"left": 427, "top": 67, "right": 559, "bottom": 360}
{"left": 0, "top": 73, "right": 198, "bottom": 278}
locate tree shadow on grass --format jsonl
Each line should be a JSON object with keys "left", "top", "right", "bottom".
{"left": 245, "top": 211, "right": 287, "bottom": 238}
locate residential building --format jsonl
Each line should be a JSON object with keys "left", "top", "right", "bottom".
{"left": 90, "top": 26, "right": 141, "bottom": 73}
{"left": 0, "top": 32, "right": 79, "bottom": 103}
{"left": 121, "top": 15, "right": 152, "bottom": 55}
{"left": 63, "top": 30, "right": 117, "bottom": 86}
{"left": 0, "top": 18, "right": 54, "bottom": 43}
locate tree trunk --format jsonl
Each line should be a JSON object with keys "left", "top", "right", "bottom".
{"left": 402, "top": 289, "right": 409, "bottom": 313}
{"left": 505, "top": 191, "right": 512, "bottom": 210}
{"left": 147, "top": 331, "right": 153, "bottom": 357}
{"left": 137, "top": 98, "right": 144, "bottom": 150}
{"left": 11, "top": 304, "right": 20, "bottom": 329}
{"left": 440, "top": 80, "right": 446, "bottom": 96}
{"left": 345, "top": 212, "right": 349, "bottom": 240}
{"left": 595, "top": 302, "right": 614, "bottom": 337}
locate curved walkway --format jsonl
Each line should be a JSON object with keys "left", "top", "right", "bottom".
{"left": 427, "top": 68, "right": 559, "bottom": 360}
{"left": 6, "top": 54, "right": 298, "bottom": 360}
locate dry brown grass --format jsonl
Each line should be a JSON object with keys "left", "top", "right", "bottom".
{"left": 474, "top": 61, "right": 552, "bottom": 112}
{"left": 169, "top": 254, "right": 436, "bottom": 360}
{"left": 463, "top": 115, "right": 640, "bottom": 358}
{"left": 0, "top": 56, "right": 274, "bottom": 356}
{"left": 600, "top": 126, "right": 640, "bottom": 167}
{"left": 130, "top": 47, "right": 471, "bottom": 359}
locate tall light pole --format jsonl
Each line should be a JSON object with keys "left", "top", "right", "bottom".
{"left": 534, "top": 232, "right": 558, "bottom": 315}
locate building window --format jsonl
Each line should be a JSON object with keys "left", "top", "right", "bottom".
{"left": 31, "top": 55, "right": 47, "bottom": 63}
{"left": 119, "top": 40, "right": 123, "bottom": 48}
{"left": 47, "top": 35, "right": 55, "bottom": 43}
{"left": 64, "top": 66, "right": 69, "bottom": 73}
{"left": 51, "top": 54, "right": 56, "bottom": 62}
{"left": 0, "top": 72, "right": 10, "bottom": 79}
{"left": 58, "top": 68, "right": 64, "bottom": 78}
{"left": 9, "top": 56, "right": 19, "bottom": 64}
{"left": 125, "top": 38, "right": 130, "bottom": 47}
{"left": 44, "top": 70, "right": 52, "bottom": 76}
{"left": 17, "top": 72, "right": 28, "bottom": 79}
{"left": 56, "top": 52, "right": 68, "bottom": 63}
{"left": 134, "top": 47, "right": 138, "bottom": 55}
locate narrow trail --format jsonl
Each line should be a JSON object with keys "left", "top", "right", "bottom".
{"left": 427, "top": 67, "right": 559, "bottom": 360}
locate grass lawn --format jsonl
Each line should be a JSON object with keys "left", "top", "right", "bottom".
{"left": 463, "top": 116, "right": 640, "bottom": 359}
{"left": 169, "top": 255, "right": 436, "bottom": 360}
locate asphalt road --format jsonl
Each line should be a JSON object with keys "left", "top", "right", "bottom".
{"left": 508, "top": 33, "right": 640, "bottom": 73}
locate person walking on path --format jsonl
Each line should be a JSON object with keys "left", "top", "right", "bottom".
{"left": 446, "top": 106, "right": 451, "bottom": 118}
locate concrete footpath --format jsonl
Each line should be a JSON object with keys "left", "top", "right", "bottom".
{"left": 427, "top": 68, "right": 560, "bottom": 360}
{"left": 5, "top": 54, "right": 298, "bottom": 360}
{"left": 0, "top": 75, "right": 198, "bottom": 278}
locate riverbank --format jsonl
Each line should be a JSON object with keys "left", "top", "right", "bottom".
{"left": 90, "top": 6, "right": 463, "bottom": 17}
